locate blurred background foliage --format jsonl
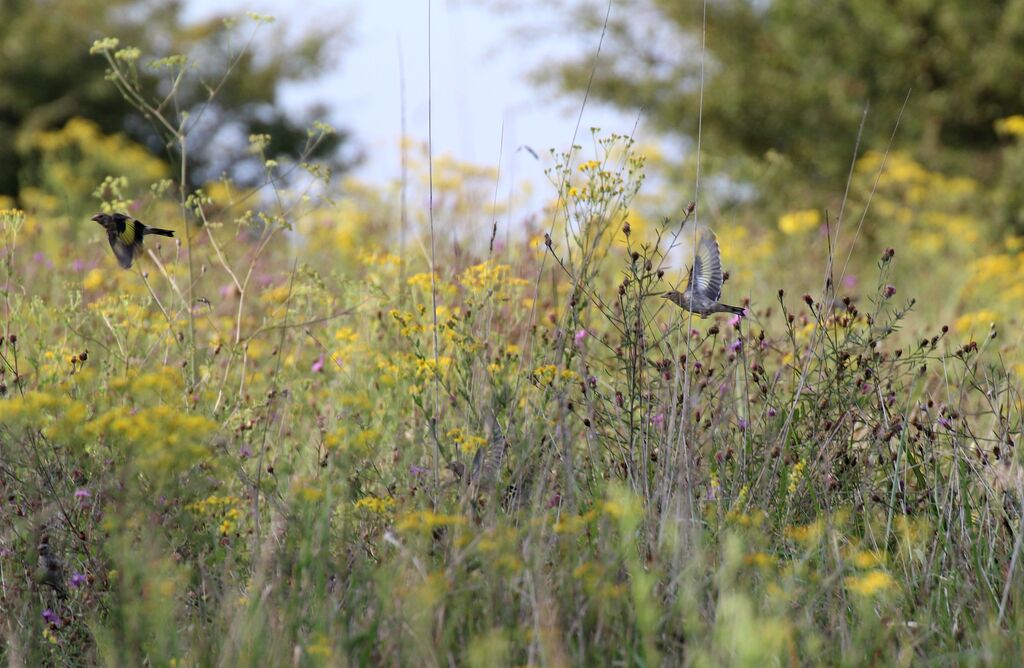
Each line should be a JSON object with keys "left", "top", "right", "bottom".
{"left": 537, "top": 0, "right": 1024, "bottom": 229}
{"left": 0, "top": 0, "right": 355, "bottom": 210}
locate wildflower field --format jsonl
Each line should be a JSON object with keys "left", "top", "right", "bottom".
{"left": 6, "top": 15, "right": 1024, "bottom": 668}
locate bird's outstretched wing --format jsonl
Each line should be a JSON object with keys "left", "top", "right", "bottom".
{"left": 684, "top": 227, "right": 724, "bottom": 301}
{"left": 107, "top": 233, "right": 134, "bottom": 268}
{"left": 108, "top": 215, "right": 146, "bottom": 268}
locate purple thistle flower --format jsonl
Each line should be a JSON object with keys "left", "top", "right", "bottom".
{"left": 651, "top": 412, "right": 665, "bottom": 428}
{"left": 728, "top": 314, "right": 742, "bottom": 329}
{"left": 33, "top": 251, "right": 53, "bottom": 269}
{"left": 74, "top": 488, "right": 91, "bottom": 499}
{"left": 311, "top": 353, "right": 325, "bottom": 373}
{"left": 768, "top": 407, "right": 778, "bottom": 418}
{"left": 70, "top": 573, "right": 88, "bottom": 588}
{"left": 42, "top": 609, "right": 61, "bottom": 627}
{"left": 728, "top": 339, "right": 743, "bottom": 353}
{"left": 409, "top": 465, "right": 428, "bottom": 477}
{"left": 738, "top": 418, "right": 748, "bottom": 431}
{"left": 884, "top": 285, "right": 896, "bottom": 298}
{"left": 843, "top": 274, "right": 858, "bottom": 289}
{"left": 573, "top": 329, "right": 588, "bottom": 347}
{"left": 239, "top": 446, "right": 253, "bottom": 458}
{"left": 938, "top": 417, "right": 953, "bottom": 430}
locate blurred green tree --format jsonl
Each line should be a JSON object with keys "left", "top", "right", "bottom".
{"left": 0, "top": 0, "right": 354, "bottom": 201}
{"left": 543, "top": 0, "right": 1024, "bottom": 188}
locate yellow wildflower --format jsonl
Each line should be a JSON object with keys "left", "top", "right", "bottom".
{"left": 777, "top": 209, "right": 821, "bottom": 235}
{"left": 845, "top": 569, "right": 895, "bottom": 597}
{"left": 996, "top": 115, "right": 1024, "bottom": 138}
{"left": 355, "top": 496, "right": 395, "bottom": 513}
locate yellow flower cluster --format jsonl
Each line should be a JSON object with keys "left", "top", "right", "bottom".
{"left": 530, "top": 364, "right": 577, "bottom": 387}
{"left": 0, "top": 390, "right": 88, "bottom": 439}
{"left": 553, "top": 509, "right": 598, "bottom": 534}
{"left": 414, "top": 355, "right": 452, "bottom": 380}
{"left": 188, "top": 494, "right": 243, "bottom": 535}
{"left": 956, "top": 243, "right": 1024, "bottom": 332}
{"left": 86, "top": 405, "right": 216, "bottom": 478}
{"left": 995, "top": 115, "right": 1024, "bottom": 138}
{"left": 83, "top": 268, "right": 105, "bottom": 292}
{"left": 25, "top": 117, "right": 167, "bottom": 182}
{"left": 459, "top": 260, "right": 529, "bottom": 293}
{"left": 854, "top": 151, "right": 980, "bottom": 256}
{"left": 117, "top": 367, "right": 184, "bottom": 399}
{"left": 784, "top": 519, "right": 823, "bottom": 547}
{"left": 354, "top": 495, "right": 395, "bottom": 513}
{"left": 786, "top": 460, "right": 806, "bottom": 497}
{"left": 446, "top": 427, "right": 487, "bottom": 454}
{"left": 777, "top": 209, "right": 821, "bottom": 235}
{"left": 358, "top": 249, "right": 402, "bottom": 267}
{"left": 390, "top": 309, "right": 425, "bottom": 337}
{"left": 407, "top": 272, "right": 437, "bottom": 290}
{"left": 396, "top": 510, "right": 467, "bottom": 532}
{"left": 573, "top": 561, "right": 628, "bottom": 601}
{"left": 954, "top": 309, "right": 999, "bottom": 335}
{"left": 844, "top": 569, "right": 895, "bottom": 597}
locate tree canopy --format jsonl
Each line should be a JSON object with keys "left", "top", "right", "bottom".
{"left": 544, "top": 0, "right": 1024, "bottom": 187}
{"left": 0, "top": 0, "right": 354, "bottom": 202}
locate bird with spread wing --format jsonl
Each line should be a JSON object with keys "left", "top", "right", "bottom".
{"left": 662, "top": 226, "right": 745, "bottom": 317}
{"left": 91, "top": 212, "right": 175, "bottom": 269}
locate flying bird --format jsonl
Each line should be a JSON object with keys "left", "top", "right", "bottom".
{"left": 91, "top": 212, "right": 174, "bottom": 269}
{"left": 662, "top": 226, "right": 745, "bottom": 317}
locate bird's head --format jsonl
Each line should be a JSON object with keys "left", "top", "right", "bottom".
{"left": 90, "top": 213, "right": 107, "bottom": 226}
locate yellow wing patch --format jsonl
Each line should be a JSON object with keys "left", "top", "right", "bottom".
{"left": 118, "top": 219, "right": 139, "bottom": 245}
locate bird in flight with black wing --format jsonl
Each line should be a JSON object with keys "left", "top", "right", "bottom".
{"left": 91, "top": 212, "right": 174, "bottom": 269}
{"left": 663, "top": 226, "right": 745, "bottom": 317}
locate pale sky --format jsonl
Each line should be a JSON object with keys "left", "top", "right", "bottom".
{"left": 183, "top": 1, "right": 640, "bottom": 200}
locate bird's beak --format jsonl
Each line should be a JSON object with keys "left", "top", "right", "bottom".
{"left": 90, "top": 214, "right": 102, "bottom": 223}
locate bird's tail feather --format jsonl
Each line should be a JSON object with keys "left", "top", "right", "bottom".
{"left": 721, "top": 304, "right": 746, "bottom": 316}
{"left": 147, "top": 227, "right": 175, "bottom": 237}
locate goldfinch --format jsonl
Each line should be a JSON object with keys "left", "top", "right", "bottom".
{"left": 91, "top": 212, "right": 174, "bottom": 269}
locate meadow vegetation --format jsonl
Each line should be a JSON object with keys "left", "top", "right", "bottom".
{"left": 4, "top": 15, "right": 1024, "bottom": 667}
